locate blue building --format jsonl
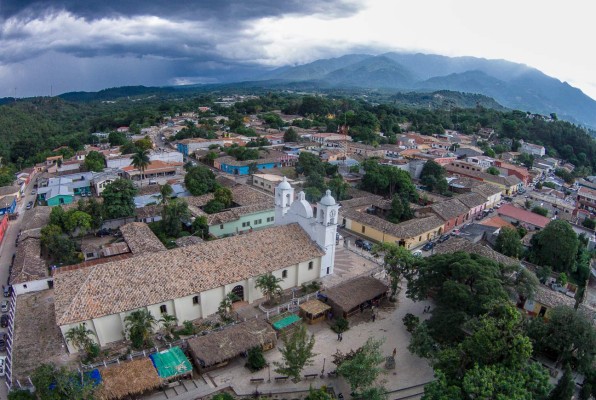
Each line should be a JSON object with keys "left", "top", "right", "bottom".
{"left": 214, "top": 156, "right": 281, "bottom": 176}
{"left": 0, "top": 195, "right": 17, "bottom": 215}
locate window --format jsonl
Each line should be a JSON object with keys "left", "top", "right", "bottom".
{"left": 160, "top": 305, "right": 167, "bottom": 314}
{"left": 361, "top": 226, "right": 366, "bottom": 234}
{"left": 266, "top": 216, "right": 274, "bottom": 222}
{"left": 282, "top": 270, "right": 288, "bottom": 278}
{"left": 419, "top": 236, "right": 422, "bottom": 241}
{"left": 308, "top": 261, "right": 313, "bottom": 270}
{"left": 254, "top": 219, "right": 262, "bottom": 225}
{"left": 86, "top": 252, "right": 95, "bottom": 258}
{"left": 220, "top": 224, "right": 224, "bottom": 229}
{"left": 242, "top": 222, "right": 250, "bottom": 228}
{"left": 192, "top": 296, "right": 200, "bottom": 305}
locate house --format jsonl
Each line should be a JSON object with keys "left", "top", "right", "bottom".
{"left": 466, "top": 156, "right": 495, "bottom": 169}
{"left": 186, "top": 184, "right": 275, "bottom": 237}
{"left": 446, "top": 163, "right": 521, "bottom": 195}
{"left": 577, "top": 186, "right": 596, "bottom": 212}
{"left": 347, "top": 142, "right": 386, "bottom": 158}
{"left": 214, "top": 156, "right": 281, "bottom": 175}
{"left": 106, "top": 150, "right": 184, "bottom": 169}
{"left": 54, "top": 223, "right": 326, "bottom": 351}
{"left": 252, "top": 173, "right": 295, "bottom": 194}
{"left": 456, "top": 192, "right": 488, "bottom": 218}
{"left": 0, "top": 185, "right": 21, "bottom": 202}
{"left": 424, "top": 198, "right": 471, "bottom": 232}
{"left": 433, "top": 237, "right": 519, "bottom": 266}
{"left": 120, "top": 222, "right": 167, "bottom": 254}
{"left": 497, "top": 204, "right": 551, "bottom": 230}
{"left": 494, "top": 161, "right": 531, "bottom": 186}
{"left": 90, "top": 170, "right": 122, "bottom": 195}
{"left": 121, "top": 160, "right": 183, "bottom": 181}
{"left": 135, "top": 204, "right": 163, "bottom": 223}
{"left": 45, "top": 155, "right": 63, "bottom": 166}
{"left": 520, "top": 141, "right": 546, "bottom": 157}
{"left": 341, "top": 207, "right": 444, "bottom": 249}
{"left": 0, "top": 195, "right": 17, "bottom": 215}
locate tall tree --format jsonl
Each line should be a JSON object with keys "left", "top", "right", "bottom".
{"left": 255, "top": 273, "right": 283, "bottom": 303}
{"left": 161, "top": 199, "right": 191, "bottom": 237}
{"left": 530, "top": 220, "right": 579, "bottom": 273}
{"left": 337, "top": 337, "right": 385, "bottom": 395}
{"left": 373, "top": 243, "right": 414, "bottom": 300}
{"left": 184, "top": 165, "right": 219, "bottom": 195}
{"left": 131, "top": 148, "right": 150, "bottom": 185}
{"left": 548, "top": 365, "right": 574, "bottom": 400}
{"left": 159, "top": 183, "right": 173, "bottom": 205}
{"left": 274, "top": 324, "right": 316, "bottom": 381}
{"left": 65, "top": 324, "right": 96, "bottom": 356}
{"left": 31, "top": 363, "right": 96, "bottom": 400}
{"left": 83, "top": 150, "right": 105, "bottom": 172}
{"left": 101, "top": 179, "right": 137, "bottom": 219}
{"left": 495, "top": 226, "right": 523, "bottom": 258}
{"left": 124, "top": 309, "right": 156, "bottom": 349}
{"left": 214, "top": 187, "right": 233, "bottom": 208}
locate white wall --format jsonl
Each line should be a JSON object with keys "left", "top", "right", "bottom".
{"left": 94, "top": 314, "right": 124, "bottom": 345}
{"left": 13, "top": 279, "right": 52, "bottom": 296}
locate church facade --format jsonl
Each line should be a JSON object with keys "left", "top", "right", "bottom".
{"left": 274, "top": 177, "right": 340, "bottom": 277}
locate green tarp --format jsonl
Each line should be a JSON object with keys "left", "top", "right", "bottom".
{"left": 149, "top": 346, "right": 193, "bottom": 379}
{"left": 272, "top": 314, "right": 301, "bottom": 330}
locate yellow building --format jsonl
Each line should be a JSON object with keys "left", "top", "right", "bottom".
{"left": 341, "top": 208, "right": 444, "bottom": 249}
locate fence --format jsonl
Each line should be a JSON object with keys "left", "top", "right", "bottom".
{"left": 258, "top": 291, "right": 320, "bottom": 319}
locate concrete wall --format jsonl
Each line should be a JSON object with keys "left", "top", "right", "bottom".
{"left": 12, "top": 279, "right": 52, "bottom": 296}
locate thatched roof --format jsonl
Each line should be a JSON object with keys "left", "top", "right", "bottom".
{"left": 323, "top": 276, "right": 388, "bottom": 312}
{"left": 96, "top": 358, "right": 161, "bottom": 400}
{"left": 300, "top": 299, "right": 331, "bottom": 317}
{"left": 187, "top": 319, "right": 276, "bottom": 368}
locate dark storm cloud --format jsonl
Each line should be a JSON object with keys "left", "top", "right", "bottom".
{"left": 0, "top": 0, "right": 360, "bottom": 21}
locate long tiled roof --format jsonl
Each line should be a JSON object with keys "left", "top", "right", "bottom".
{"left": 53, "top": 223, "right": 324, "bottom": 325}
{"left": 430, "top": 198, "right": 470, "bottom": 221}
{"left": 11, "top": 237, "right": 47, "bottom": 284}
{"left": 0, "top": 185, "right": 20, "bottom": 196}
{"left": 120, "top": 222, "right": 166, "bottom": 254}
{"left": 20, "top": 206, "right": 52, "bottom": 231}
{"left": 471, "top": 183, "right": 502, "bottom": 198}
{"left": 497, "top": 204, "right": 550, "bottom": 228}
{"left": 433, "top": 237, "right": 518, "bottom": 266}
{"left": 457, "top": 192, "right": 487, "bottom": 208}
{"left": 341, "top": 208, "right": 444, "bottom": 239}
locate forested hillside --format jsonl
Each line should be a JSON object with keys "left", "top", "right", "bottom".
{"left": 1, "top": 90, "right": 595, "bottom": 177}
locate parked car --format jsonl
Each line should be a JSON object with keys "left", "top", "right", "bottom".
{"left": 96, "top": 228, "right": 111, "bottom": 237}
{"left": 0, "top": 314, "right": 8, "bottom": 328}
{"left": 0, "top": 355, "right": 6, "bottom": 376}
{"left": 362, "top": 241, "right": 373, "bottom": 251}
{"left": 2, "top": 285, "right": 11, "bottom": 298}
{"left": 0, "top": 332, "right": 6, "bottom": 352}
{"left": 438, "top": 235, "right": 450, "bottom": 243}
{"left": 355, "top": 238, "right": 365, "bottom": 248}
{"left": 31, "top": 189, "right": 36, "bottom": 195}
{"left": 26, "top": 201, "right": 33, "bottom": 210}
{"left": 1, "top": 300, "right": 9, "bottom": 313}
{"left": 422, "top": 242, "right": 434, "bottom": 251}
{"left": 412, "top": 250, "right": 422, "bottom": 257}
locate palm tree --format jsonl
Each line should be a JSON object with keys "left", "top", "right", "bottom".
{"left": 124, "top": 309, "right": 156, "bottom": 349}
{"left": 159, "top": 313, "right": 178, "bottom": 339}
{"left": 255, "top": 273, "right": 284, "bottom": 303}
{"left": 159, "top": 183, "right": 174, "bottom": 205}
{"left": 65, "top": 324, "right": 96, "bottom": 354}
{"left": 131, "top": 149, "right": 150, "bottom": 186}
{"left": 218, "top": 292, "right": 240, "bottom": 322}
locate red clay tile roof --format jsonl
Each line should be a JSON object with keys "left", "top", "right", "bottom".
{"left": 497, "top": 204, "right": 550, "bottom": 228}
{"left": 53, "top": 223, "right": 324, "bottom": 325}
{"left": 480, "top": 216, "right": 515, "bottom": 229}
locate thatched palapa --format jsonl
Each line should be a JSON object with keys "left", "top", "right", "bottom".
{"left": 299, "top": 299, "right": 331, "bottom": 324}
{"left": 187, "top": 319, "right": 276, "bottom": 371}
{"left": 322, "top": 276, "right": 388, "bottom": 318}
{"left": 96, "top": 358, "right": 161, "bottom": 400}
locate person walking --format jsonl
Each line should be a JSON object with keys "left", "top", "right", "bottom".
{"left": 393, "top": 348, "right": 397, "bottom": 358}
{"left": 372, "top": 313, "right": 376, "bottom": 322}
{"left": 337, "top": 332, "right": 341, "bottom": 341}
{"left": 339, "top": 333, "right": 343, "bottom": 342}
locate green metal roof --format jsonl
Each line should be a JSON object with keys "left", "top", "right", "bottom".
{"left": 149, "top": 346, "right": 193, "bottom": 379}
{"left": 272, "top": 314, "right": 301, "bottom": 330}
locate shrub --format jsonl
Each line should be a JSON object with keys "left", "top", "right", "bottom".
{"left": 402, "top": 313, "right": 420, "bottom": 333}
{"left": 177, "top": 320, "right": 195, "bottom": 336}
{"left": 331, "top": 317, "right": 349, "bottom": 333}
{"left": 245, "top": 346, "right": 267, "bottom": 372}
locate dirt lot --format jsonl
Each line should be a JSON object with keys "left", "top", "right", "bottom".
{"left": 11, "top": 290, "right": 76, "bottom": 383}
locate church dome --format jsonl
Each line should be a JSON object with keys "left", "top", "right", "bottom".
{"left": 289, "top": 192, "right": 313, "bottom": 218}
{"left": 277, "top": 176, "right": 292, "bottom": 190}
{"left": 319, "top": 189, "right": 336, "bottom": 206}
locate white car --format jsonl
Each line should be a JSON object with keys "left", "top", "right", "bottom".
{"left": 412, "top": 250, "right": 423, "bottom": 257}
{"left": 0, "top": 355, "right": 6, "bottom": 376}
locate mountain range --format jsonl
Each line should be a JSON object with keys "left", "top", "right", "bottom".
{"left": 258, "top": 52, "right": 596, "bottom": 129}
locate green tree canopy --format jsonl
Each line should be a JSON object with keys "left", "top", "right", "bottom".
{"left": 124, "top": 309, "right": 156, "bottom": 349}
{"left": 101, "top": 178, "right": 137, "bottom": 219}
{"left": 255, "top": 273, "right": 283, "bottom": 302}
{"left": 530, "top": 220, "right": 579, "bottom": 273}
{"left": 273, "top": 324, "right": 316, "bottom": 381}
{"left": 337, "top": 337, "right": 385, "bottom": 394}
{"left": 184, "top": 165, "right": 219, "bottom": 196}
{"left": 83, "top": 150, "right": 105, "bottom": 172}
{"left": 495, "top": 226, "right": 523, "bottom": 258}
{"left": 161, "top": 199, "right": 191, "bottom": 237}
{"left": 31, "top": 363, "right": 96, "bottom": 400}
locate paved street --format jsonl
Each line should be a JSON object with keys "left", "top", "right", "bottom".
{"left": 0, "top": 179, "right": 36, "bottom": 398}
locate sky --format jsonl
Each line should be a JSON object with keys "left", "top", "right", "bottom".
{"left": 1, "top": 0, "right": 595, "bottom": 99}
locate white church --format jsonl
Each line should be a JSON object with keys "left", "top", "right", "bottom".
{"left": 54, "top": 178, "right": 340, "bottom": 351}
{"left": 274, "top": 176, "right": 339, "bottom": 277}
